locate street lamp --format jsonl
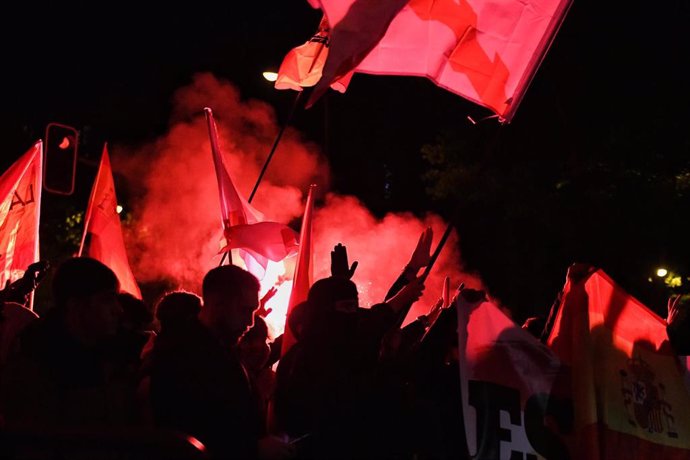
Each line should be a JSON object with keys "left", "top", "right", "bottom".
{"left": 656, "top": 267, "right": 668, "bottom": 277}
{"left": 262, "top": 71, "right": 278, "bottom": 82}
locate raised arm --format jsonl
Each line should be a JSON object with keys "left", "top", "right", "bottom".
{"left": 385, "top": 227, "right": 432, "bottom": 301}
{"left": 330, "top": 243, "right": 358, "bottom": 280}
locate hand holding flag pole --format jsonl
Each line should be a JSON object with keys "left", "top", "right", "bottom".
{"left": 420, "top": 223, "right": 453, "bottom": 283}
{"left": 394, "top": 222, "right": 454, "bottom": 328}
{"left": 415, "top": 281, "right": 465, "bottom": 348}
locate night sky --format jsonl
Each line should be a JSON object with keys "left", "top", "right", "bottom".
{"left": 3, "top": 1, "right": 689, "bottom": 321}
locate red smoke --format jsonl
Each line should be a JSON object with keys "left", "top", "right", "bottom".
{"left": 311, "top": 193, "right": 482, "bottom": 325}
{"left": 117, "top": 73, "right": 327, "bottom": 290}
{"left": 114, "top": 72, "right": 482, "bottom": 336}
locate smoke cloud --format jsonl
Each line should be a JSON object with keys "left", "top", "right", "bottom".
{"left": 114, "top": 72, "right": 482, "bottom": 333}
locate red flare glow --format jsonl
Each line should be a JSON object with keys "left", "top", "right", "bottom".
{"left": 115, "top": 73, "right": 483, "bottom": 336}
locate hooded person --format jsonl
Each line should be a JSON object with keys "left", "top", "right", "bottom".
{"left": 274, "top": 275, "right": 424, "bottom": 459}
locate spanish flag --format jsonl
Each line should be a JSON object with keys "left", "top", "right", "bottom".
{"left": 548, "top": 270, "right": 690, "bottom": 459}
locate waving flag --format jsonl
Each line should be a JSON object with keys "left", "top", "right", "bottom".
{"left": 308, "top": 0, "right": 572, "bottom": 122}
{"left": 282, "top": 184, "right": 316, "bottom": 355}
{"left": 0, "top": 142, "right": 42, "bottom": 294}
{"left": 457, "top": 294, "right": 572, "bottom": 459}
{"left": 204, "top": 108, "right": 298, "bottom": 278}
{"left": 79, "top": 145, "right": 141, "bottom": 298}
{"left": 275, "top": 15, "right": 353, "bottom": 93}
{"left": 547, "top": 270, "right": 690, "bottom": 459}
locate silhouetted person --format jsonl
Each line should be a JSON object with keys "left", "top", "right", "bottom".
{"left": 117, "top": 292, "right": 155, "bottom": 365}
{"left": 274, "top": 275, "right": 423, "bottom": 459}
{"left": 0, "top": 260, "right": 50, "bottom": 308}
{"left": 118, "top": 292, "right": 154, "bottom": 333}
{"left": 155, "top": 290, "right": 203, "bottom": 332}
{"left": 0, "top": 302, "right": 38, "bottom": 376}
{"left": 666, "top": 294, "right": 690, "bottom": 355}
{"left": 142, "top": 290, "right": 204, "bottom": 362}
{"left": 149, "top": 265, "right": 291, "bottom": 460}
{"left": 239, "top": 316, "right": 276, "bottom": 433}
{"left": 0, "top": 257, "right": 138, "bottom": 428}
{"left": 136, "top": 291, "right": 203, "bottom": 427}
{"left": 0, "top": 261, "right": 49, "bottom": 372}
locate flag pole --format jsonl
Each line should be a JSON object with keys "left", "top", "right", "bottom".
{"left": 420, "top": 223, "right": 453, "bottom": 282}
{"left": 248, "top": 90, "right": 305, "bottom": 203}
{"left": 246, "top": 13, "right": 327, "bottom": 204}
{"left": 394, "top": 223, "right": 454, "bottom": 328}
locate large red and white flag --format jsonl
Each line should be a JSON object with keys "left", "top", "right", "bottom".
{"left": 282, "top": 184, "right": 316, "bottom": 356}
{"left": 308, "top": 0, "right": 572, "bottom": 122}
{"left": 547, "top": 270, "right": 690, "bottom": 459}
{"left": 204, "top": 108, "right": 298, "bottom": 278}
{"left": 275, "top": 15, "right": 353, "bottom": 93}
{"left": 457, "top": 293, "right": 572, "bottom": 459}
{"left": 0, "top": 141, "right": 43, "bottom": 292}
{"left": 79, "top": 145, "right": 141, "bottom": 298}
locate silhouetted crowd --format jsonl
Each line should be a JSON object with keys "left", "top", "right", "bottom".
{"left": 1, "top": 233, "right": 689, "bottom": 460}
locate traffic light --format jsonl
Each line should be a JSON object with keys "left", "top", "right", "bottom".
{"left": 44, "top": 122, "right": 78, "bottom": 195}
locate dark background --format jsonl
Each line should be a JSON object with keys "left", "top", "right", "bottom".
{"left": 2, "top": 1, "right": 689, "bottom": 321}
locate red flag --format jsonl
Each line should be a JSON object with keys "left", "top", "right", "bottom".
{"left": 547, "top": 270, "right": 690, "bottom": 459}
{"left": 282, "top": 184, "right": 316, "bottom": 356}
{"left": 457, "top": 294, "right": 571, "bottom": 459}
{"left": 275, "top": 16, "right": 353, "bottom": 93}
{"left": 203, "top": 108, "right": 298, "bottom": 276}
{"left": 79, "top": 145, "right": 141, "bottom": 298}
{"left": 308, "top": 0, "right": 572, "bottom": 122}
{"left": 223, "top": 222, "right": 299, "bottom": 262}
{"left": 0, "top": 141, "right": 42, "bottom": 295}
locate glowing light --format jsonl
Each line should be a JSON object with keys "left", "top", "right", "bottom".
{"left": 258, "top": 259, "right": 295, "bottom": 338}
{"left": 121, "top": 77, "right": 479, "bottom": 331}
{"left": 58, "top": 137, "right": 71, "bottom": 149}
{"left": 262, "top": 71, "right": 278, "bottom": 82}
{"left": 656, "top": 268, "right": 668, "bottom": 277}
{"left": 116, "top": 205, "right": 123, "bottom": 214}
{"left": 185, "top": 435, "right": 206, "bottom": 452}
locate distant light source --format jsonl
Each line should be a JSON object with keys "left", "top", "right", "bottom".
{"left": 116, "top": 205, "right": 123, "bottom": 214}
{"left": 58, "top": 137, "right": 72, "bottom": 149}
{"left": 656, "top": 268, "right": 668, "bottom": 277}
{"left": 262, "top": 71, "right": 278, "bottom": 82}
